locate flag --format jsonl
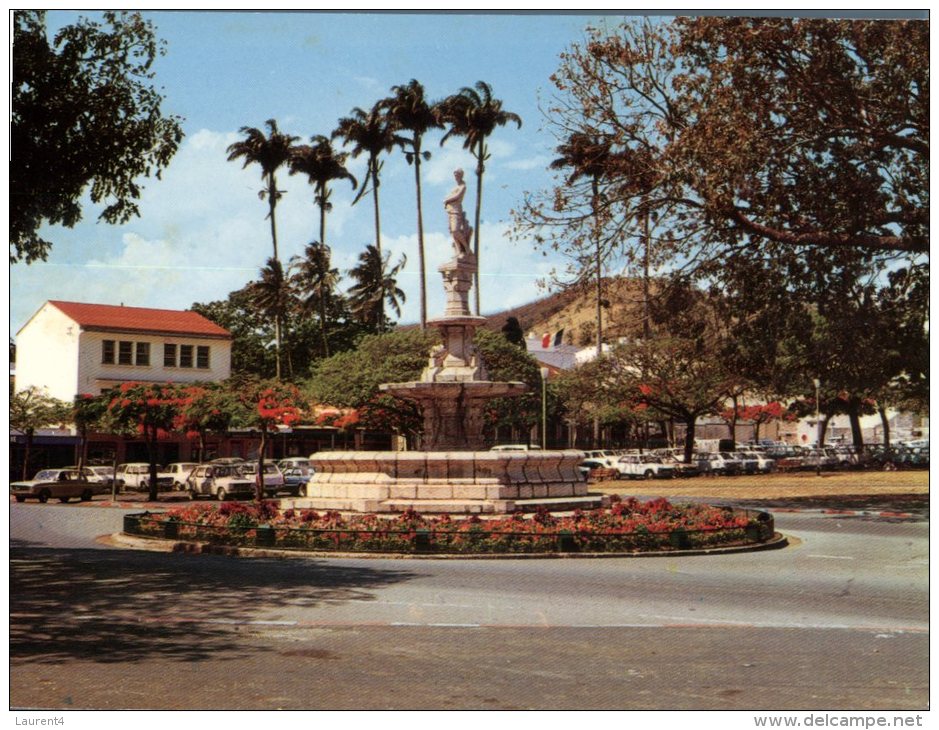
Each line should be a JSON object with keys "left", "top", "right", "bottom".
{"left": 553, "top": 329, "right": 565, "bottom": 347}
{"left": 542, "top": 329, "right": 565, "bottom": 348}
{"left": 541, "top": 332, "right": 551, "bottom": 348}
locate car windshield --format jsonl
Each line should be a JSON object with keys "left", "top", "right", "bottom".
{"left": 34, "top": 470, "right": 59, "bottom": 481}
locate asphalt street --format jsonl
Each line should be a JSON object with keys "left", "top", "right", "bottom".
{"left": 9, "top": 499, "right": 929, "bottom": 710}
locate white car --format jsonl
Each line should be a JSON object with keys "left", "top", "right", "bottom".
{"left": 615, "top": 454, "right": 676, "bottom": 480}
{"left": 186, "top": 464, "right": 255, "bottom": 501}
{"left": 490, "top": 444, "right": 542, "bottom": 452}
{"left": 116, "top": 463, "right": 174, "bottom": 491}
{"left": 240, "top": 462, "right": 286, "bottom": 497}
{"left": 165, "top": 462, "right": 199, "bottom": 489}
{"left": 583, "top": 450, "right": 617, "bottom": 468}
{"left": 737, "top": 450, "right": 775, "bottom": 473}
{"left": 694, "top": 453, "right": 741, "bottom": 476}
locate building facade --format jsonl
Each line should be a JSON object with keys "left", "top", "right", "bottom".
{"left": 15, "top": 300, "right": 233, "bottom": 401}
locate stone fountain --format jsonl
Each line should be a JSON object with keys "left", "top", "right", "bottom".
{"left": 291, "top": 170, "right": 604, "bottom": 514}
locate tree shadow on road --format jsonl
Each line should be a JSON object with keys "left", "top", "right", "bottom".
{"left": 11, "top": 547, "right": 419, "bottom": 666}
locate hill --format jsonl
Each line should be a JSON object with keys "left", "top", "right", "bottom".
{"left": 482, "top": 277, "right": 654, "bottom": 347}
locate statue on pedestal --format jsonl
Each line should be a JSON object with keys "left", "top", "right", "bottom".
{"left": 444, "top": 168, "right": 473, "bottom": 257}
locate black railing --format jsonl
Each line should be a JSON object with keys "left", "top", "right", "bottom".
{"left": 123, "top": 509, "right": 775, "bottom": 555}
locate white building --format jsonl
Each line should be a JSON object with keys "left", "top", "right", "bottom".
{"left": 15, "top": 300, "right": 232, "bottom": 401}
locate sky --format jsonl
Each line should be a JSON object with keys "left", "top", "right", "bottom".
{"left": 9, "top": 10, "right": 647, "bottom": 337}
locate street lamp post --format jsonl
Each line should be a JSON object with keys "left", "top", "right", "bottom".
{"left": 540, "top": 367, "right": 550, "bottom": 450}
{"left": 813, "top": 378, "right": 821, "bottom": 446}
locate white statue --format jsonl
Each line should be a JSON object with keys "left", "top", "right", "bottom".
{"left": 444, "top": 168, "right": 473, "bottom": 257}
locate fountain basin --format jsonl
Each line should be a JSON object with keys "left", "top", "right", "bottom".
{"left": 285, "top": 449, "right": 609, "bottom": 514}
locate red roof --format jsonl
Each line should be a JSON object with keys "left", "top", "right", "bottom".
{"left": 48, "top": 301, "right": 231, "bottom": 339}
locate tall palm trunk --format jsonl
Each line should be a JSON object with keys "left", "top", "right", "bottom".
{"left": 473, "top": 146, "right": 485, "bottom": 315}
{"left": 371, "top": 159, "right": 384, "bottom": 325}
{"left": 414, "top": 149, "right": 427, "bottom": 329}
{"left": 267, "top": 174, "right": 282, "bottom": 378}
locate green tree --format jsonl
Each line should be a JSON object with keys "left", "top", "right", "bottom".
{"left": 192, "top": 287, "right": 277, "bottom": 378}
{"left": 105, "top": 382, "right": 183, "bottom": 501}
{"left": 473, "top": 328, "right": 543, "bottom": 441}
{"left": 306, "top": 329, "right": 437, "bottom": 445}
{"left": 439, "top": 81, "right": 522, "bottom": 314}
{"left": 288, "top": 135, "right": 357, "bottom": 248}
{"left": 289, "top": 242, "right": 342, "bottom": 357}
{"left": 11, "top": 10, "right": 184, "bottom": 263}
{"left": 381, "top": 79, "right": 443, "bottom": 330}
{"left": 247, "top": 258, "right": 294, "bottom": 379}
{"left": 11, "top": 387, "right": 71, "bottom": 480}
{"left": 347, "top": 244, "right": 407, "bottom": 332}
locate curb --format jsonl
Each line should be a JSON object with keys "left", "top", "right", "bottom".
{"left": 105, "top": 530, "right": 790, "bottom": 561}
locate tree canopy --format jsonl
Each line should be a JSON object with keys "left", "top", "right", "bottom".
{"left": 12, "top": 10, "right": 183, "bottom": 263}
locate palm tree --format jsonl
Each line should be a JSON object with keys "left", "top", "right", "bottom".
{"left": 333, "top": 103, "right": 397, "bottom": 324}
{"left": 226, "top": 119, "right": 299, "bottom": 264}
{"left": 381, "top": 80, "right": 443, "bottom": 330}
{"left": 248, "top": 258, "right": 293, "bottom": 379}
{"left": 289, "top": 241, "right": 340, "bottom": 356}
{"left": 438, "top": 81, "right": 522, "bottom": 314}
{"left": 288, "top": 135, "right": 357, "bottom": 248}
{"left": 550, "top": 132, "right": 620, "bottom": 359}
{"left": 347, "top": 244, "right": 407, "bottom": 332}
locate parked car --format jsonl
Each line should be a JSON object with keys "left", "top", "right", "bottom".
{"left": 11, "top": 468, "right": 104, "bottom": 503}
{"left": 747, "top": 451, "right": 776, "bottom": 474}
{"left": 116, "top": 463, "right": 174, "bottom": 492}
{"left": 660, "top": 454, "right": 700, "bottom": 478}
{"left": 615, "top": 454, "right": 675, "bottom": 480}
{"left": 85, "top": 465, "right": 121, "bottom": 489}
{"left": 279, "top": 457, "right": 312, "bottom": 471}
{"left": 578, "top": 459, "right": 617, "bottom": 481}
{"left": 583, "top": 450, "right": 617, "bottom": 468}
{"left": 240, "top": 461, "right": 287, "bottom": 497}
{"left": 186, "top": 464, "right": 255, "bottom": 501}
{"left": 694, "top": 452, "right": 741, "bottom": 476}
{"left": 490, "top": 444, "right": 542, "bottom": 452}
{"left": 282, "top": 466, "right": 314, "bottom": 496}
{"left": 165, "top": 462, "right": 199, "bottom": 489}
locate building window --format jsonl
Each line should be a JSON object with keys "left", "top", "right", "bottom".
{"left": 164, "top": 343, "right": 177, "bottom": 368}
{"left": 179, "top": 344, "right": 193, "bottom": 368}
{"left": 197, "top": 345, "right": 210, "bottom": 369}
{"left": 135, "top": 342, "right": 150, "bottom": 367}
{"left": 118, "top": 341, "right": 133, "bottom": 365}
{"left": 102, "top": 340, "right": 115, "bottom": 364}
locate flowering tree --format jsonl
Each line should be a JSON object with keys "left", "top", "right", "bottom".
{"left": 229, "top": 377, "right": 302, "bottom": 500}
{"left": 174, "top": 383, "right": 237, "bottom": 463}
{"left": 720, "top": 402, "right": 796, "bottom": 444}
{"left": 106, "top": 382, "right": 184, "bottom": 501}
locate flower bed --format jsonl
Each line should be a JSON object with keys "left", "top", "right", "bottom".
{"left": 124, "top": 495, "right": 775, "bottom": 555}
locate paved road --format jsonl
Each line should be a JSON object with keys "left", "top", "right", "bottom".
{"left": 9, "top": 501, "right": 928, "bottom": 710}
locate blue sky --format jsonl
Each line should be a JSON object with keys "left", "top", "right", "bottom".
{"left": 10, "top": 10, "right": 643, "bottom": 336}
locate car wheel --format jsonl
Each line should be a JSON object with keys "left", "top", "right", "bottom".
{"left": 58, "top": 496, "right": 70, "bottom": 503}
{"left": 644, "top": 469, "right": 654, "bottom": 480}
{"left": 81, "top": 490, "right": 93, "bottom": 502}
{"left": 141, "top": 480, "right": 149, "bottom": 490}
{"left": 188, "top": 488, "right": 198, "bottom": 501}
{"left": 38, "top": 490, "right": 50, "bottom": 503}
{"left": 15, "top": 496, "right": 26, "bottom": 503}
{"left": 216, "top": 487, "right": 227, "bottom": 501}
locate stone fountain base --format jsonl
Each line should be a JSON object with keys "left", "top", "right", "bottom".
{"left": 284, "top": 449, "right": 609, "bottom": 514}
